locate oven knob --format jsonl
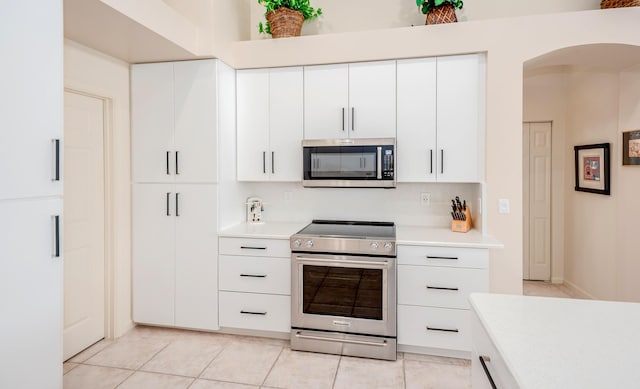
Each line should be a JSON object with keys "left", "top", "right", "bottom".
{"left": 384, "top": 242, "right": 393, "bottom": 250}
{"left": 293, "top": 239, "right": 302, "bottom": 248}
{"left": 306, "top": 240, "right": 314, "bottom": 248}
{"left": 370, "top": 242, "right": 379, "bottom": 250}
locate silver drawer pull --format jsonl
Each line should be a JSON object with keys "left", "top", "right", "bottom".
{"left": 240, "top": 310, "right": 267, "bottom": 316}
{"left": 426, "top": 285, "right": 459, "bottom": 291}
{"left": 479, "top": 355, "right": 498, "bottom": 389}
{"left": 426, "top": 255, "right": 459, "bottom": 260}
{"left": 426, "top": 326, "right": 459, "bottom": 333}
{"left": 295, "top": 331, "right": 388, "bottom": 348}
{"left": 240, "top": 246, "right": 267, "bottom": 250}
{"left": 240, "top": 274, "right": 267, "bottom": 278}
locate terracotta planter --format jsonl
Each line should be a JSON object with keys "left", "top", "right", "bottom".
{"left": 425, "top": 4, "right": 458, "bottom": 25}
{"left": 266, "top": 8, "right": 304, "bottom": 38}
{"left": 600, "top": 0, "right": 640, "bottom": 8}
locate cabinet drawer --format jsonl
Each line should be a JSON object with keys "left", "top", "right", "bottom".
{"left": 471, "top": 310, "right": 518, "bottom": 389}
{"left": 219, "top": 291, "right": 290, "bottom": 333}
{"left": 219, "top": 255, "right": 290, "bottom": 295}
{"left": 398, "top": 245, "right": 488, "bottom": 268}
{"left": 398, "top": 265, "right": 488, "bottom": 309}
{"left": 398, "top": 305, "right": 470, "bottom": 352}
{"left": 219, "top": 237, "right": 290, "bottom": 258}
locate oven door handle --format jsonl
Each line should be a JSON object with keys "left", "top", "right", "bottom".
{"left": 295, "top": 256, "right": 390, "bottom": 267}
{"left": 294, "top": 331, "right": 388, "bottom": 348}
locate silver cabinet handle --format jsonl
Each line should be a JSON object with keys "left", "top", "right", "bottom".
{"left": 52, "top": 215, "right": 60, "bottom": 258}
{"left": 376, "top": 147, "right": 382, "bottom": 179}
{"left": 440, "top": 149, "right": 444, "bottom": 174}
{"left": 426, "top": 285, "right": 459, "bottom": 291}
{"left": 166, "top": 192, "right": 171, "bottom": 216}
{"left": 175, "top": 192, "right": 180, "bottom": 217}
{"left": 479, "top": 356, "right": 498, "bottom": 389}
{"left": 262, "top": 151, "right": 266, "bottom": 174}
{"left": 426, "top": 255, "right": 459, "bottom": 260}
{"left": 351, "top": 107, "right": 355, "bottom": 131}
{"left": 240, "top": 246, "right": 267, "bottom": 250}
{"left": 240, "top": 310, "right": 267, "bottom": 315}
{"left": 342, "top": 107, "right": 345, "bottom": 131}
{"left": 175, "top": 151, "right": 179, "bottom": 175}
{"left": 166, "top": 151, "right": 170, "bottom": 175}
{"left": 271, "top": 151, "right": 275, "bottom": 174}
{"left": 240, "top": 274, "right": 267, "bottom": 278}
{"left": 296, "top": 256, "right": 388, "bottom": 267}
{"left": 426, "top": 326, "right": 459, "bottom": 333}
{"left": 52, "top": 139, "right": 60, "bottom": 181}
{"left": 295, "top": 331, "right": 388, "bottom": 347}
{"left": 429, "top": 149, "right": 433, "bottom": 174}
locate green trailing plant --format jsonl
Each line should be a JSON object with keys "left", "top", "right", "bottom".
{"left": 416, "top": 0, "right": 463, "bottom": 15}
{"left": 258, "top": 0, "right": 322, "bottom": 34}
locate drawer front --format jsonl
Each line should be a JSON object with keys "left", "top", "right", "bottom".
{"left": 398, "top": 245, "right": 488, "bottom": 268}
{"left": 219, "top": 255, "right": 290, "bottom": 295}
{"left": 398, "top": 265, "right": 488, "bottom": 309}
{"left": 219, "top": 237, "right": 290, "bottom": 258}
{"left": 219, "top": 291, "right": 291, "bottom": 333}
{"left": 471, "top": 310, "right": 519, "bottom": 389}
{"left": 398, "top": 305, "right": 470, "bottom": 352}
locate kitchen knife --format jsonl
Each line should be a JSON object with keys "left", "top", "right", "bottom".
{"left": 463, "top": 200, "right": 466, "bottom": 211}
{"left": 451, "top": 211, "right": 456, "bottom": 220}
{"left": 455, "top": 196, "right": 463, "bottom": 212}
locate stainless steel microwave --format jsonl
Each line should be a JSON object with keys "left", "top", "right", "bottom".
{"left": 302, "top": 138, "right": 396, "bottom": 188}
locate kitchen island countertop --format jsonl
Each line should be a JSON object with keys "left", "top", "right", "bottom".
{"left": 470, "top": 293, "right": 640, "bottom": 388}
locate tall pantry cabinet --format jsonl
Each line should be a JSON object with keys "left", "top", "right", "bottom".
{"left": 132, "top": 60, "right": 234, "bottom": 331}
{"left": 0, "top": 1, "right": 64, "bottom": 388}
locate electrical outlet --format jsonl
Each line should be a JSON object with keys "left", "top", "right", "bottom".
{"left": 498, "top": 198, "right": 510, "bottom": 214}
{"left": 420, "top": 192, "right": 431, "bottom": 205}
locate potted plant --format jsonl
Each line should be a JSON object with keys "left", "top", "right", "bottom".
{"left": 258, "top": 0, "right": 322, "bottom": 38}
{"left": 416, "top": 0, "right": 463, "bottom": 25}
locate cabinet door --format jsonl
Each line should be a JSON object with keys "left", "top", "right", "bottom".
{"left": 0, "top": 198, "right": 62, "bottom": 388}
{"left": 174, "top": 60, "right": 218, "bottom": 184}
{"left": 269, "top": 67, "right": 303, "bottom": 181}
{"left": 132, "top": 184, "right": 176, "bottom": 326}
{"left": 348, "top": 61, "right": 396, "bottom": 139}
{"left": 397, "top": 58, "right": 437, "bottom": 182}
{"left": 437, "top": 55, "right": 484, "bottom": 182}
{"left": 237, "top": 69, "right": 270, "bottom": 181}
{"left": 303, "top": 64, "right": 349, "bottom": 140}
{"left": 175, "top": 184, "right": 219, "bottom": 330}
{"left": 132, "top": 63, "right": 175, "bottom": 183}
{"left": 0, "top": 1, "right": 62, "bottom": 200}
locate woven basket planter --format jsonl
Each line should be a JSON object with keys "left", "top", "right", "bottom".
{"left": 266, "top": 7, "right": 304, "bottom": 38}
{"left": 426, "top": 4, "right": 458, "bottom": 25}
{"left": 601, "top": 0, "right": 640, "bottom": 8}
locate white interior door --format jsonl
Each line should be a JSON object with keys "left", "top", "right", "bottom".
{"left": 63, "top": 91, "right": 105, "bottom": 360}
{"left": 523, "top": 122, "right": 552, "bottom": 281}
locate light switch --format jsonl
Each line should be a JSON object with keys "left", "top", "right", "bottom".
{"left": 498, "top": 199, "right": 510, "bottom": 214}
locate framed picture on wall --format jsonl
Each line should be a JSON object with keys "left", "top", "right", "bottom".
{"left": 622, "top": 130, "right": 640, "bottom": 166}
{"left": 574, "top": 143, "right": 610, "bottom": 195}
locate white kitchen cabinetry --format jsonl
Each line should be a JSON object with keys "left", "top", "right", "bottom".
{"left": 397, "top": 245, "right": 488, "bottom": 356}
{"left": 471, "top": 310, "right": 518, "bottom": 389}
{"left": 237, "top": 67, "right": 303, "bottom": 182}
{"left": 133, "top": 184, "right": 218, "bottom": 330}
{"left": 218, "top": 237, "right": 291, "bottom": 333}
{"left": 397, "top": 54, "right": 485, "bottom": 182}
{"left": 304, "top": 61, "right": 396, "bottom": 140}
{"left": 132, "top": 60, "right": 218, "bottom": 184}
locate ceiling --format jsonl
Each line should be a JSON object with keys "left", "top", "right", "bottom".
{"left": 524, "top": 44, "right": 640, "bottom": 73}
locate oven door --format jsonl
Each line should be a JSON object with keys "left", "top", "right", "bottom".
{"left": 291, "top": 252, "right": 396, "bottom": 337}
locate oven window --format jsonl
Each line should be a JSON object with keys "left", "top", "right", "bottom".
{"left": 302, "top": 265, "right": 383, "bottom": 320}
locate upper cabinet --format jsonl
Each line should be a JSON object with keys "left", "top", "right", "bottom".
{"left": 397, "top": 54, "right": 485, "bottom": 183}
{"left": 304, "top": 61, "right": 396, "bottom": 140}
{"left": 237, "top": 67, "right": 303, "bottom": 182}
{"left": 132, "top": 60, "right": 218, "bottom": 184}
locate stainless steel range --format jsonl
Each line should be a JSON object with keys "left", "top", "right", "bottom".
{"left": 290, "top": 220, "right": 397, "bottom": 361}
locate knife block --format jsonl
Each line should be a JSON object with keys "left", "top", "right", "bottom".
{"left": 451, "top": 206, "right": 472, "bottom": 233}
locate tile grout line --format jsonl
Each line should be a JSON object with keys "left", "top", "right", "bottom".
{"left": 191, "top": 339, "right": 229, "bottom": 382}
{"left": 331, "top": 355, "right": 342, "bottom": 389}
{"left": 112, "top": 339, "right": 173, "bottom": 389}
{"left": 402, "top": 357, "right": 407, "bottom": 389}
{"left": 260, "top": 344, "right": 285, "bottom": 387}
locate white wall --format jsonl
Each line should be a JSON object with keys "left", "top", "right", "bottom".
{"left": 249, "top": 0, "right": 600, "bottom": 40}
{"left": 64, "top": 40, "right": 133, "bottom": 337}
{"left": 523, "top": 68, "right": 569, "bottom": 283}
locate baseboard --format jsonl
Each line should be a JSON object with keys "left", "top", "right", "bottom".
{"left": 551, "top": 277, "right": 564, "bottom": 284}
{"left": 562, "top": 280, "right": 596, "bottom": 300}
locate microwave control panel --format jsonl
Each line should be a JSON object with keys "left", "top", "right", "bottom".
{"left": 382, "top": 147, "right": 394, "bottom": 179}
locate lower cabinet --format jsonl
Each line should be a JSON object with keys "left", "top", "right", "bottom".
{"left": 471, "top": 310, "right": 518, "bottom": 388}
{"left": 218, "top": 237, "right": 291, "bottom": 334}
{"left": 133, "top": 183, "right": 219, "bottom": 330}
{"left": 397, "top": 245, "right": 488, "bottom": 356}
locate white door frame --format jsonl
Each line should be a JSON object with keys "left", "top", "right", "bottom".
{"left": 64, "top": 88, "right": 115, "bottom": 340}
{"left": 522, "top": 120, "right": 553, "bottom": 281}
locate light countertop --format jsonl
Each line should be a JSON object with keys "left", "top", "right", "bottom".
{"left": 470, "top": 293, "right": 640, "bottom": 388}
{"left": 218, "top": 221, "right": 308, "bottom": 240}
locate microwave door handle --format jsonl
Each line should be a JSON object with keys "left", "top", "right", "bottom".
{"left": 377, "top": 147, "right": 382, "bottom": 179}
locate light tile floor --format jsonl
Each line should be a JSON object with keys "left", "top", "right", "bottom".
{"left": 64, "top": 326, "right": 471, "bottom": 389}
{"left": 523, "top": 280, "right": 590, "bottom": 299}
